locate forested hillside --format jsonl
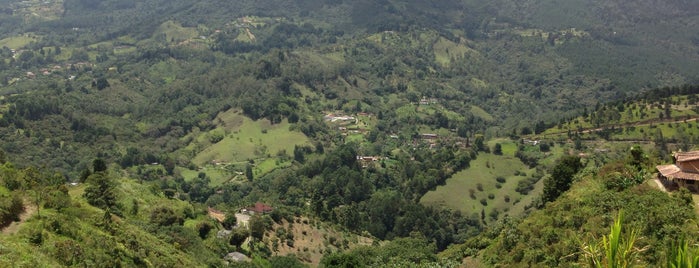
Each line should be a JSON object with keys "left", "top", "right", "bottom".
{"left": 0, "top": 0, "right": 698, "bottom": 266}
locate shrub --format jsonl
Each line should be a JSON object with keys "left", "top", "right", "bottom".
{"left": 479, "top": 199, "right": 487, "bottom": 206}
{"left": 150, "top": 206, "right": 184, "bottom": 226}
{"left": 488, "top": 193, "right": 495, "bottom": 199}
{"left": 496, "top": 176, "right": 506, "bottom": 183}
{"left": 477, "top": 183, "right": 484, "bottom": 191}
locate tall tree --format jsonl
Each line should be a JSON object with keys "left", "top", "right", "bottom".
{"left": 542, "top": 155, "right": 582, "bottom": 204}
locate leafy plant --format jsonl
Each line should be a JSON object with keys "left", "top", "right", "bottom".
{"left": 582, "top": 211, "right": 646, "bottom": 268}
{"left": 666, "top": 239, "right": 699, "bottom": 268}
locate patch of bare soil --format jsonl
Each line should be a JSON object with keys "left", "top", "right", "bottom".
{"left": 2, "top": 204, "right": 36, "bottom": 235}
{"left": 266, "top": 217, "right": 373, "bottom": 266}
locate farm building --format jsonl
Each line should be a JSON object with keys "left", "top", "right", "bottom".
{"left": 243, "top": 202, "right": 273, "bottom": 214}
{"left": 657, "top": 151, "right": 699, "bottom": 192}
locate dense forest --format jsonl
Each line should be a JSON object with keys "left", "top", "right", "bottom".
{"left": 0, "top": 0, "right": 698, "bottom": 267}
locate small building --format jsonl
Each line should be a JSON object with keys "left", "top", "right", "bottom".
{"left": 246, "top": 202, "right": 273, "bottom": 214}
{"left": 421, "top": 133, "right": 438, "bottom": 140}
{"left": 657, "top": 151, "right": 699, "bottom": 191}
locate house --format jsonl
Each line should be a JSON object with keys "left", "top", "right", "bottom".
{"left": 656, "top": 151, "right": 699, "bottom": 191}
{"left": 421, "top": 133, "right": 438, "bottom": 140}
{"left": 246, "top": 202, "right": 273, "bottom": 214}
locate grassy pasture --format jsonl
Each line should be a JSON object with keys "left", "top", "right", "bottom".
{"left": 420, "top": 153, "right": 540, "bottom": 222}
{"left": 192, "top": 111, "right": 311, "bottom": 166}
{"left": 0, "top": 35, "right": 36, "bottom": 49}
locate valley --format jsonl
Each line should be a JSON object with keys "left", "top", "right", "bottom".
{"left": 0, "top": 0, "right": 698, "bottom": 267}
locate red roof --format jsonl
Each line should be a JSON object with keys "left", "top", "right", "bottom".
{"left": 248, "top": 202, "right": 273, "bottom": 213}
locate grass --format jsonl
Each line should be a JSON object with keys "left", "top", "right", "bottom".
{"left": 433, "top": 37, "right": 475, "bottom": 67}
{"left": 0, "top": 36, "right": 36, "bottom": 49}
{"left": 155, "top": 20, "right": 199, "bottom": 44}
{"left": 178, "top": 166, "right": 232, "bottom": 185}
{"left": 470, "top": 105, "right": 494, "bottom": 122}
{"left": 420, "top": 153, "right": 539, "bottom": 222}
{"left": 191, "top": 111, "right": 311, "bottom": 166}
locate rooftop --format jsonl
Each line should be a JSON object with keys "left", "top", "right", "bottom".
{"left": 675, "top": 151, "right": 699, "bottom": 162}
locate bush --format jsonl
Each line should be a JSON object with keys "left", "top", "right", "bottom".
{"left": 496, "top": 176, "right": 506, "bottom": 183}
{"left": 477, "top": 183, "right": 484, "bottom": 191}
{"left": 515, "top": 177, "right": 540, "bottom": 195}
{"left": 197, "top": 222, "right": 213, "bottom": 239}
{"left": 150, "top": 206, "right": 184, "bottom": 226}
{"left": 488, "top": 193, "right": 495, "bottom": 199}
{"left": 479, "top": 199, "right": 488, "bottom": 206}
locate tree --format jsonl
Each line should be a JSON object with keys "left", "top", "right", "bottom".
{"left": 245, "top": 164, "right": 254, "bottom": 181}
{"left": 24, "top": 167, "right": 63, "bottom": 217}
{"left": 474, "top": 134, "right": 485, "bottom": 151}
{"left": 222, "top": 212, "right": 238, "bottom": 230}
{"left": 229, "top": 228, "right": 250, "bottom": 248}
{"left": 93, "top": 158, "right": 107, "bottom": 173}
{"left": 83, "top": 173, "right": 118, "bottom": 211}
{"left": 542, "top": 155, "right": 582, "bottom": 204}
{"left": 493, "top": 143, "right": 503, "bottom": 155}
{"left": 249, "top": 215, "right": 267, "bottom": 241}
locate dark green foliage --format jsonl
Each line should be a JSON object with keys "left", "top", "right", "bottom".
{"left": 496, "top": 176, "right": 506, "bottom": 183}
{"left": 92, "top": 158, "right": 107, "bottom": 173}
{"left": 320, "top": 237, "right": 439, "bottom": 267}
{"left": 515, "top": 177, "right": 540, "bottom": 195}
{"left": 229, "top": 228, "right": 251, "bottom": 248}
{"left": 541, "top": 155, "right": 582, "bottom": 204}
{"left": 222, "top": 212, "right": 237, "bottom": 230}
{"left": 83, "top": 173, "right": 118, "bottom": 211}
{"left": 245, "top": 164, "right": 254, "bottom": 182}
{"left": 43, "top": 188, "right": 71, "bottom": 210}
{"left": 493, "top": 143, "right": 502, "bottom": 155}
{"left": 149, "top": 206, "right": 184, "bottom": 226}
{"left": 0, "top": 192, "right": 24, "bottom": 227}
{"left": 197, "top": 221, "right": 213, "bottom": 239}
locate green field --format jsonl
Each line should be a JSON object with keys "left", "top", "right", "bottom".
{"left": 191, "top": 111, "right": 311, "bottom": 166}
{"left": 0, "top": 35, "right": 36, "bottom": 49}
{"left": 420, "top": 153, "right": 542, "bottom": 222}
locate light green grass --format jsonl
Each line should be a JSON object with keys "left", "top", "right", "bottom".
{"left": 0, "top": 36, "right": 36, "bottom": 49}
{"left": 420, "top": 153, "right": 538, "bottom": 221}
{"left": 487, "top": 139, "right": 518, "bottom": 157}
{"left": 192, "top": 111, "right": 311, "bottom": 166}
{"left": 470, "top": 105, "right": 494, "bottom": 122}
{"left": 178, "top": 166, "right": 232, "bottom": 185}
{"left": 433, "top": 37, "right": 475, "bottom": 66}
{"left": 155, "top": 20, "right": 199, "bottom": 43}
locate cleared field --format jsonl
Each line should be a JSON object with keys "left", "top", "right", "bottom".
{"left": 0, "top": 36, "right": 36, "bottom": 49}
{"left": 192, "top": 111, "right": 311, "bottom": 166}
{"left": 420, "top": 153, "right": 541, "bottom": 222}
